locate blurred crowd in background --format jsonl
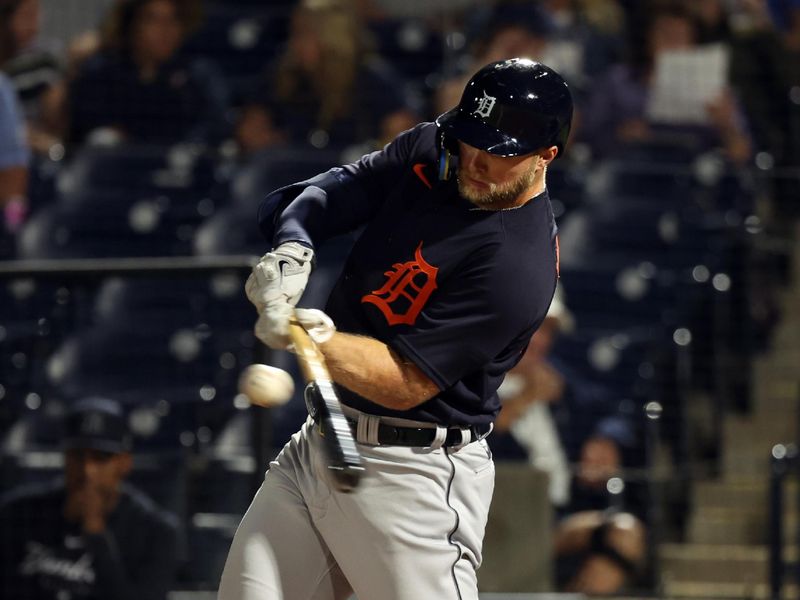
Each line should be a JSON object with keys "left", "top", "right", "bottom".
{"left": 1, "top": 0, "right": 799, "bottom": 597}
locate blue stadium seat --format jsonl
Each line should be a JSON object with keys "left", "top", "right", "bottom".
{"left": 57, "top": 143, "right": 218, "bottom": 200}
{"left": 562, "top": 196, "right": 727, "bottom": 272}
{"left": 188, "top": 455, "right": 255, "bottom": 515}
{"left": 551, "top": 328, "right": 661, "bottom": 405}
{"left": 230, "top": 146, "right": 343, "bottom": 209}
{"left": 367, "top": 18, "right": 444, "bottom": 89}
{"left": 0, "top": 451, "right": 62, "bottom": 489}
{"left": 43, "top": 323, "right": 250, "bottom": 448}
{"left": 178, "top": 513, "right": 239, "bottom": 589}
{"left": 0, "top": 279, "right": 82, "bottom": 429}
{"left": 17, "top": 197, "right": 195, "bottom": 259}
{"left": 193, "top": 208, "right": 265, "bottom": 257}
{"left": 127, "top": 451, "right": 190, "bottom": 524}
{"left": 558, "top": 261, "right": 700, "bottom": 335}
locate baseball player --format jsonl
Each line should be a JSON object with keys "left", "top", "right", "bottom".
{"left": 218, "top": 58, "right": 573, "bottom": 600}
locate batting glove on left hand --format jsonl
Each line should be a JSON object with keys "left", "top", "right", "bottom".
{"left": 255, "top": 304, "right": 336, "bottom": 351}
{"left": 245, "top": 242, "right": 314, "bottom": 313}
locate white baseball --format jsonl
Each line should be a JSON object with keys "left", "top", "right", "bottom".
{"left": 238, "top": 364, "right": 295, "bottom": 407}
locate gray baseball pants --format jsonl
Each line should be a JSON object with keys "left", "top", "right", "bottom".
{"left": 217, "top": 416, "right": 495, "bottom": 600}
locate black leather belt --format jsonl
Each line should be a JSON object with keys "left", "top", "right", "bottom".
{"left": 316, "top": 415, "right": 491, "bottom": 448}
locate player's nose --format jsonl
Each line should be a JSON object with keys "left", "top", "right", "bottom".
{"left": 460, "top": 144, "right": 487, "bottom": 172}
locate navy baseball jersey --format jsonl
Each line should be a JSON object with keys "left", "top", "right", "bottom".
{"left": 259, "top": 122, "right": 559, "bottom": 426}
{"left": 0, "top": 480, "right": 179, "bottom": 600}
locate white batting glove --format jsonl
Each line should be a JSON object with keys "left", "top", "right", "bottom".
{"left": 254, "top": 305, "right": 336, "bottom": 350}
{"left": 245, "top": 242, "right": 314, "bottom": 313}
{"left": 295, "top": 308, "right": 336, "bottom": 344}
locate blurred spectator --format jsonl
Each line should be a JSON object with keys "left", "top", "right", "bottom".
{"left": 538, "top": 0, "right": 628, "bottom": 89}
{"left": 234, "top": 0, "right": 418, "bottom": 157}
{"left": 0, "top": 397, "right": 180, "bottom": 600}
{"left": 0, "top": 0, "right": 64, "bottom": 154}
{"left": 0, "top": 71, "right": 29, "bottom": 238}
{"left": 440, "top": 0, "right": 626, "bottom": 114}
{"left": 767, "top": 0, "right": 800, "bottom": 48}
{"left": 577, "top": 1, "right": 753, "bottom": 164}
{"left": 489, "top": 290, "right": 646, "bottom": 595}
{"left": 685, "top": 0, "right": 796, "bottom": 165}
{"left": 433, "top": 2, "right": 555, "bottom": 116}
{"left": 67, "top": 0, "right": 229, "bottom": 146}
{"left": 554, "top": 509, "right": 647, "bottom": 595}
{"left": 760, "top": 0, "right": 800, "bottom": 218}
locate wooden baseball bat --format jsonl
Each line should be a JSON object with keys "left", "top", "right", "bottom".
{"left": 287, "top": 314, "right": 364, "bottom": 492}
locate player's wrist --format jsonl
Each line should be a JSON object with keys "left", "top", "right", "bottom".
{"left": 273, "top": 240, "right": 315, "bottom": 265}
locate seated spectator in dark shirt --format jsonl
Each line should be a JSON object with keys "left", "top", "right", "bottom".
{"left": 489, "top": 291, "right": 647, "bottom": 595}
{"left": 554, "top": 508, "right": 647, "bottom": 595}
{"left": 0, "top": 397, "right": 180, "bottom": 600}
{"left": 577, "top": 1, "right": 752, "bottom": 165}
{"left": 235, "top": 0, "right": 418, "bottom": 157}
{"left": 67, "top": 0, "right": 228, "bottom": 146}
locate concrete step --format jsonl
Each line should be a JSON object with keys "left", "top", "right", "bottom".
{"left": 753, "top": 342, "right": 800, "bottom": 370}
{"left": 723, "top": 414, "right": 795, "bottom": 449}
{"left": 691, "top": 478, "right": 795, "bottom": 512}
{"left": 753, "top": 383, "right": 799, "bottom": 417}
{"left": 753, "top": 356, "right": 800, "bottom": 399}
{"left": 779, "top": 287, "right": 800, "bottom": 315}
{"left": 721, "top": 435, "right": 789, "bottom": 478}
{"left": 659, "top": 543, "right": 768, "bottom": 585}
{"left": 661, "top": 580, "right": 799, "bottom": 599}
{"left": 769, "top": 320, "right": 800, "bottom": 351}
{"left": 686, "top": 506, "right": 797, "bottom": 545}
{"left": 721, "top": 452, "right": 779, "bottom": 477}
{"left": 686, "top": 506, "right": 787, "bottom": 545}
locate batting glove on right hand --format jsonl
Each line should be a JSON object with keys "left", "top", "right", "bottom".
{"left": 255, "top": 304, "right": 336, "bottom": 350}
{"left": 245, "top": 241, "right": 314, "bottom": 313}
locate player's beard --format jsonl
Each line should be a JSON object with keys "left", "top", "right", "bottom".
{"left": 457, "top": 159, "right": 540, "bottom": 209}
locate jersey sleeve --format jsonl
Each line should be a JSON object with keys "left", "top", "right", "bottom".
{"left": 391, "top": 245, "right": 557, "bottom": 390}
{"left": 257, "top": 122, "right": 436, "bottom": 248}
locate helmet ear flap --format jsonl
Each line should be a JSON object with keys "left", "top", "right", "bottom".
{"left": 438, "top": 133, "right": 460, "bottom": 181}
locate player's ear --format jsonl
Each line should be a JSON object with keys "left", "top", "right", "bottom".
{"left": 438, "top": 133, "right": 460, "bottom": 180}
{"left": 540, "top": 145, "right": 559, "bottom": 164}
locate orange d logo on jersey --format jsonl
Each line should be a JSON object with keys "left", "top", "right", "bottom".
{"left": 362, "top": 242, "right": 438, "bottom": 326}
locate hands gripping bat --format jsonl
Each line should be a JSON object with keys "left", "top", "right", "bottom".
{"left": 287, "top": 313, "right": 364, "bottom": 492}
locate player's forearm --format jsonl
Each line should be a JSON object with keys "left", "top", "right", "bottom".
{"left": 318, "top": 331, "right": 440, "bottom": 410}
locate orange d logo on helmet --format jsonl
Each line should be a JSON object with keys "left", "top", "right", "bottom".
{"left": 362, "top": 243, "right": 438, "bottom": 326}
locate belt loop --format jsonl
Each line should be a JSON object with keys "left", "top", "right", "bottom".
{"left": 477, "top": 423, "right": 494, "bottom": 441}
{"left": 429, "top": 425, "right": 448, "bottom": 449}
{"left": 357, "top": 414, "right": 381, "bottom": 445}
{"left": 452, "top": 427, "right": 472, "bottom": 450}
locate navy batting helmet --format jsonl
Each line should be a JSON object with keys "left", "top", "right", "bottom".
{"left": 436, "top": 58, "right": 573, "bottom": 158}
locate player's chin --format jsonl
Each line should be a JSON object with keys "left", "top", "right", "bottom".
{"left": 458, "top": 179, "right": 491, "bottom": 205}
